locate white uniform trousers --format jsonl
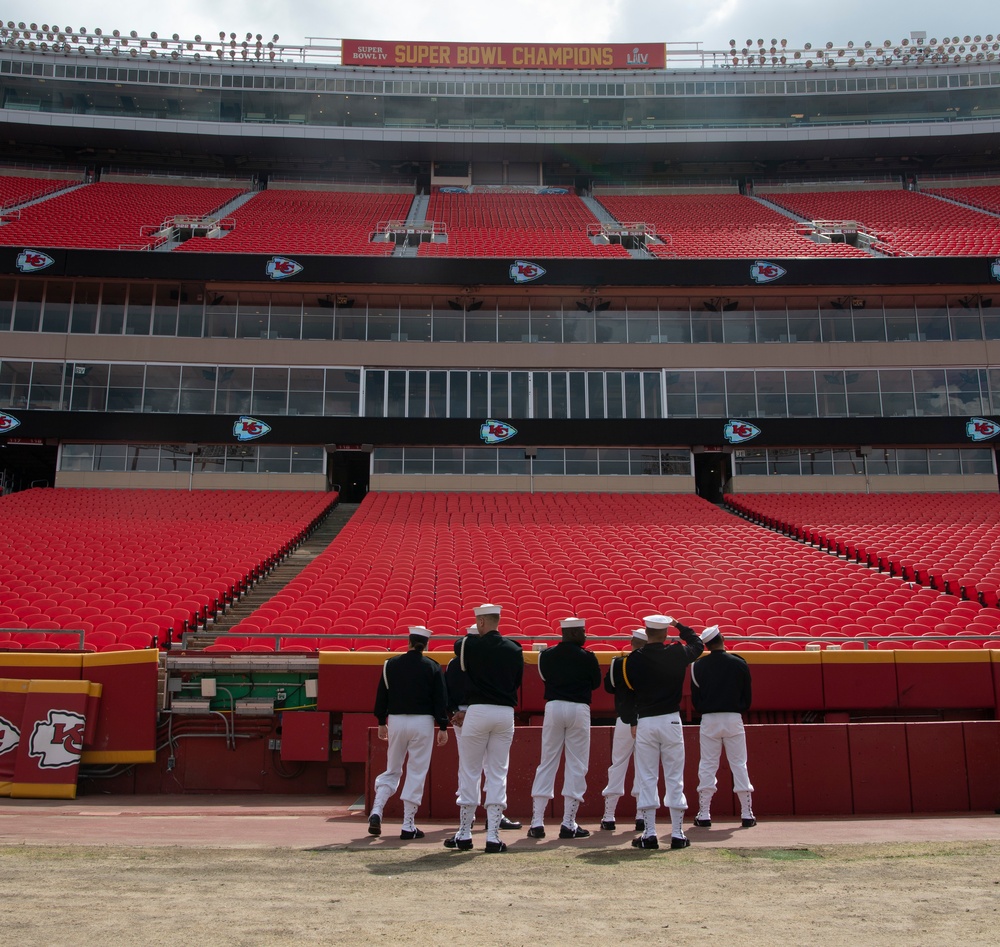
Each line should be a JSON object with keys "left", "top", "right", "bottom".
{"left": 602, "top": 717, "right": 638, "bottom": 799}
{"left": 697, "top": 712, "right": 754, "bottom": 794}
{"left": 457, "top": 703, "right": 515, "bottom": 809}
{"left": 634, "top": 712, "right": 687, "bottom": 811}
{"left": 530, "top": 700, "right": 592, "bottom": 802}
{"left": 373, "top": 714, "right": 435, "bottom": 807}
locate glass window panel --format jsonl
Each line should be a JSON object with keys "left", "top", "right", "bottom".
{"left": 256, "top": 446, "right": 291, "bottom": 473}
{"left": 628, "top": 307, "right": 659, "bottom": 343}
{"left": 434, "top": 447, "right": 464, "bottom": 474}
{"left": 726, "top": 369, "right": 756, "bottom": 417}
{"left": 432, "top": 307, "right": 464, "bottom": 342}
{"left": 734, "top": 448, "right": 767, "bottom": 475}
{"left": 387, "top": 370, "right": 406, "bottom": 417}
{"left": 60, "top": 444, "right": 95, "bottom": 471}
{"left": 769, "top": 448, "right": 801, "bottom": 475}
{"left": 466, "top": 308, "right": 497, "bottom": 342}
{"left": 267, "top": 297, "right": 302, "bottom": 339}
{"left": 896, "top": 449, "right": 930, "bottom": 475}
{"left": 831, "top": 449, "right": 863, "bottom": 475}
{"left": 819, "top": 300, "right": 853, "bottom": 342}
{"left": 642, "top": 372, "right": 662, "bottom": 418}
{"left": 587, "top": 372, "right": 605, "bottom": 419}
{"left": 562, "top": 310, "right": 593, "bottom": 343}
{"left": 253, "top": 367, "right": 288, "bottom": 391}
{"left": 449, "top": 371, "right": 468, "bottom": 418}
{"left": 606, "top": 373, "right": 624, "bottom": 418}
{"left": 465, "top": 448, "right": 498, "bottom": 474}
{"left": 569, "top": 371, "right": 586, "bottom": 418}
{"left": 290, "top": 446, "right": 324, "bottom": 474}
{"left": 225, "top": 446, "right": 258, "bottom": 472}
{"left": 817, "top": 371, "right": 847, "bottom": 416}
{"left": 98, "top": 284, "right": 126, "bottom": 335}
{"left": 335, "top": 305, "right": 367, "bottom": 341}
{"left": 288, "top": 368, "right": 324, "bottom": 391}
{"left": 631, "top": 448, "right": 663, "bottom": 475}
{"left": 532, "top": 448, "right": 564, "bottom": 475}
{"left": 928, "top": 448, "right": 962, "bottom": 474}
{"left": 367, "top": 307, "right": 397, "bottom": 341}
{"left": 373, "top": 447, "right": 403, "bottom": 474}
{"left": 722, "top": 310, "right": 754, "bottom": 343}
{"left": 660, "top": 302, "right": 692, "bottom": 343}
{"left": 696, "top": 372, "right": 725, "bottom": 416}
{"left": 691, "top": 311, "right": 723, "bottom": 343}
{"left": 400, "top": 307, "right": 432, "bottom": 342}
{"left": 565, "top": 448, "right": 599, "bottom": 475}
{"left": 26, "top": 361, "right": 65, "bottom": 409}
{"left": 69, "top": 363, "right": 108, "bottom": 411}
{"left": 176, "top": 289, "right": 204, "bottom": 338}
{"left": 497, "top": 448, "right": 528, "bottom": 475}
{"left": 41, "top": 282, "right": 72, "bottom": 333}
{"left": 403, "top": 447, "right": 433, "bottom": 474}
{"left": 125, "top": 284, "right": 153, "bottom": 336}
{"left": 193, "top": 446, "right": 225, "bottom": 474}
{"left": 598, "top": 448, "right": 629, "bottom": 475}
{"left": 532, "top": 372, "right": 549, "bottom": 419}
{"left": 661, "top": 450, "right": 690, "bottom": 475}
{"left": 984, "top": 300, "right": 1000, "bottom": 341}
{"left": 408, "top": 371, "right": 427, "bottom": 417}
{"left": 302, "top": 298, "right": 334, "bottom": 340}
{"left": 498, "top": 307, "right": 530, "bottom": 342}
{"left": 429, "top": 371, "right": 447, "bottom": 418}
{"left": 852, "top": 312, "right": 887, "bottom": 342}
{"left": 946, "top": 369, "right": 984, "bottom": 414}
{"left": 962, "top": 449, "right": 994, "bottom": 475}
{"left": 71, "top": 282, "right": 99, "bottom": 334}
{"left": 550, "top": 373, "right": 568, "bottom": 419}
{"left": 94, "top": 444, "right": 128, "bottom": 471}
{"left": 126, "top": 445, "right": 161, "bottom": 472}
{"left": 786, "top": 300, "right": 820, "bottom": 342}
{"left": 287, "top": 391, "right": 323, "bottom": 415}
{"left": 915, "top": 296, "right": 950, "bottom": 340}
{"left": 595, "top": 310, "right": 626, "bottom": 344}
{"left": 490, "top": 372, "right": 509, "bottom": 418}
{"left": 533, "top": 307, "right": 563, "bottom": 343}
{"left": 151, "top": 286, "right": 178, "bottom": 336}
{"left": 800, "top": 449, "right": 834, "bottom": 475}
{"left": 236, "top": 295, "right": 270, "bottom": 339}
{"left": 216, "top": 366, "right": 252, "bottom": 414}
{"left": 0, "top": 278, "right": 14, "bottom": 332}
{"left": 990, "top": 369, "right": 1000, "bottom": 414}
{"left": 913, "top": 369, "right": 948, "bottom": 416}
{"left": 252, "top": 389, "right": 286, "bottom": 414}
{"left": 13, "top": 282, "right": 43, "bottom": 332}
{"left": 470, "top": 371, "right": 489, "bottom": 417}
{"left": 754, "top": 298, "right": 787, "bottom": 343}
{"left": 510, "top": 371, "right": 529, "bottom": 417}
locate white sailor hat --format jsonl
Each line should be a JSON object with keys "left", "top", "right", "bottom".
{"left": 407, "top": 626, "right": 433, "bottom": 639}
{"left": 643, "top": 614, "right": 675, "bottom": 630}
{"left": 559, "top": 617, "right": 586, "bottom": 630}
{"left": 466, "top": 623, "right": 479, "bottom": 636}
{"left": 700, "top": 625, "right": 721, "bottom": 643}
{"left": 473, "top": 603, "right": 502, "bottom": 617}
{"left": 630, "top": 628, "right": 648, "bottom": 642}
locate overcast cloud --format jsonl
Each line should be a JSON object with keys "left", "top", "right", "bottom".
{"left": 7, "top": 0, "right": 996, "bottom": 52}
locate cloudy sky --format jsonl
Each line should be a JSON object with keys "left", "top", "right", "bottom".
{"left": 6, "top": 1, "right": 995, "bottom": 52}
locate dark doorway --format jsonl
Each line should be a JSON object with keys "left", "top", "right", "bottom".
{"left": 694, "top": 451, "right": 728, "bottom": 504}
{"left": 0, "top": 443, "right": 58, "bottom": 493}
{"left": 328, "top": 449, "right": 370, "bottom": 502}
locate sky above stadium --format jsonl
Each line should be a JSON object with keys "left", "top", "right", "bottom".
{"left": 9, "top": 1, "right": 996, "bottom": 51}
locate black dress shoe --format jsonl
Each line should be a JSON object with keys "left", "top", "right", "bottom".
{"left": 559, "top": 825, "right": 590, "bottom": 839}
{"left": 693, "top": 817, "right": 712, "bottom": 828}
{"left": 399, "top": 828, "right": 425, "bottom": 840}
{"left": 443, "top": 836, "right": 473, "bottom": 850}
{"left": 600, "top": 820, "right": 616, "bottom": 831}
{"left": 634, "top": 818, "right": 644, "bottom": 832}
{"left": 499, "top": 815, "right": 522, "bottom": 830}
{"left": 367, "top": 814, "right": 381, "bottom": 836}
{"left": 670, "top": 836, "right": 691, "bottom": 849}
{"left": 484, "top": 840, "right": 507, "bottom": 853}
{"left": 742, "top": 817, "right": 757, "bottom": 828}
{"left": 631, "top": 835, "right": 659, "bottom": 849}
{"left": 526, "top": 825, "right": 545, "bottom": 839}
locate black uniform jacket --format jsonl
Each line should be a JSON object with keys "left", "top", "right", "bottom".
{"left": 690, "top": 649, "right": 752, "bottom": 715}
{"left": 456, "top": 630, "right": 523, "bottom": 708}
{"left": 623, "top": 623, "right": 704, "bottom": 719}
{"left": 445, "top": 656, "right": 470, "bottom": 715}
{"left": 373, "top": 649, "right": 450, "bottom": 730}
{"left": 604, "top": 654, "right": 638, "bottom": 725}
{"left": 538, "top": 640, "right": 602, "bottom": 704}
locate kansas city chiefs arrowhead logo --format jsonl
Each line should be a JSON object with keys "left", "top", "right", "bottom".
{"left": 509, "top": 260, "right": 546, "bottom": 283}
{"left": 0, "top": 715, "right": 20, "bottom": 756}
{"left": 16, "top": 249, "right": 55, "bottom": 273}
{"left": 265, "top": 256, "right": 303, "bottom": 280}
{"left": 750, "top": 261, "right": 786, "bottom": 284}
{"left": 0, "top": 411, "right": 21, "bottom": 433}
{"left": 28, "top": 710, "right": 85, "bottom": 769}
{"left": 233, "top": 416, "right": 271, "bottom": 442}
{"left": 991, "top": 259, "right": 1000, "bottom": 282}
{"left": 724, "top": 420, "right": 761, "bottom": 444}
{"left": 480, "top": 419, "right": 517, "bottom": 444}
{"left": 966, "top": 417, "right": 999, "bottom": 442}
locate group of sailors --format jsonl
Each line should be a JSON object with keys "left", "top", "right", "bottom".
{"left": 368, "top": 603, "right": 754, "bottom": 851}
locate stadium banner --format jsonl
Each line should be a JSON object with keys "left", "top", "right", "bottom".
{"left": 342, "top": 40, "right": 665, "bottom": 70}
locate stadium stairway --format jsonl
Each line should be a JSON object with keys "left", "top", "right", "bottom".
{"left": 580, "top": 194, "right": 656, "bottom": 259}
{"left": 185, "top": 502, "right": 360, "bottom": 648}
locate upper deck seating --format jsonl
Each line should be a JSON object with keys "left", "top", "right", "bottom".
{"left": 923, "top": 184, "right": 1000, "bottom": 216}
{"left": 759, "top": 188, "right": 1000, "bottom": 257}
{"left": 0, "top": 174, "right": 77, "bottom": 210}
{"left": 177, "top": 189, "right": 413, "bottom": 255}
{"left": 0, "top": 181, "right": 247, "bottom": 249}
{"left": 417, "top": 191, "right": 630, "bottom": 258}
{"left": 596, "top": 193, "right": 871, "bottom": 258}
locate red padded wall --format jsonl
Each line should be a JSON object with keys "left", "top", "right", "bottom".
{"left": 963, "top": 721, "right": 1000, "bottom": 812}
{"left": 906, "top": 722, "right": 970, "bottom": 812}
{"left": 789, "top": 723, "right": 853, "bottom": 815}
{"left": 848, "top": 723, "right": 911, "bottom": 814}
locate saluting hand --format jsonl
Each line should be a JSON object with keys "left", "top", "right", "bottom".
{"left": 377, "top": 724, "right": 388, "bottom": 742}
{"left": 436, "top": 730, "right": 449, "bottom": 746}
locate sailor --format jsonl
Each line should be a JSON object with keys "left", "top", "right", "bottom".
{"left": 369, "top": 626, "right": 449, "bottom": 840}
{"left": 691, "top": 625, "right": 755, "bottom": 828}
{"left": 623, "top": 614, "right": 704, "bottom": 850}
{"left": 600, "top": 626, "right": 648, "bottom": 831}
{"left": 446, "top": 603, "right": 523, "bottom": 853}
{"left": 527, "top": 617, "right": 602, "bottom": 839}
{"left": 444, "top": 623, "right": 521, "bottom": 839}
